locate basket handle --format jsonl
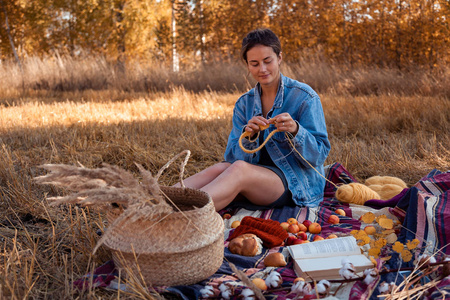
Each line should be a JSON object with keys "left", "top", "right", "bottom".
{"left": 155, "top": 150, "right": 191, "bottom": 188}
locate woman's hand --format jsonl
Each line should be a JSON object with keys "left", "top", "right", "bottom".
{"left": 245, "top": 116, "right": 271, "bottom": 135}
{"left": 271, "top": 113, "right": 299, "bottom": 136}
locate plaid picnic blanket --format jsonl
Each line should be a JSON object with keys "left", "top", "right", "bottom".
{"left": 74, "top": 163, "right": 450, "bottom": 299}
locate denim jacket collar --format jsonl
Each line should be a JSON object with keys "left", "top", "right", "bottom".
{"left": 253, "top": 73, "right": 285, "bottom": 117}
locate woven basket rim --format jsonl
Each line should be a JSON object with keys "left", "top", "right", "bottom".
{"left": 102, "top": 185, "right": 224, "bottom": 254}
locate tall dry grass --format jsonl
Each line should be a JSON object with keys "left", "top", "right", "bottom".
{"left": 1, "top": 54, "right": 449, "bottom": 101}
{"left": 0, "top": 57, "right": 449, "bottom": 298}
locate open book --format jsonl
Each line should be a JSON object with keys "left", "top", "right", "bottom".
{"left": 287, "top": 236, "right": 374, "bottom": 281}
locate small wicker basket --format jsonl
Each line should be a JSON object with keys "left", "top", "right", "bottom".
{"left": 106, "top": 185, "right": 224, "bottom": 286}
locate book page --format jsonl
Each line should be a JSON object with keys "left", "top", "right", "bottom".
{"left": 297, "top": 254, "right": 373, "bottom": 273}
{"left": 288, "top": 236, "right": 361, "bottom": 259}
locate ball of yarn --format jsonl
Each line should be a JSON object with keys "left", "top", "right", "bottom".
{"left": 364, "top": 176, "right": 407, "bottom": 189}
{"left": 335, "top": 183, "right": 381, "bottom": 205}
{"left": 366, "top": 184, "right": 405, "bottom": 200}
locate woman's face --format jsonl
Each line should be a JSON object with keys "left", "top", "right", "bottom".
{"left": 246, "top": 44, "right": 282, "bottom": 89}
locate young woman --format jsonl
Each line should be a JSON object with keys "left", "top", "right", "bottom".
{"left": 180, "top": 28, "right": 330, "bottom": 211}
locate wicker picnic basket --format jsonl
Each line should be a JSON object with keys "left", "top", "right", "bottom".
{"left": 35, "top": 150, "right": 224, "bottom": 287}
{"left": 105, "top": 184, "right": 224, "bottom": 286}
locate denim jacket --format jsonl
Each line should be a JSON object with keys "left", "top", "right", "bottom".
{"left": 224, "top": 74, "right": 331, "bottom": 206}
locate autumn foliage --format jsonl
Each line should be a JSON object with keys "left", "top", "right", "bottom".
{"left": 0, "top": 0, "right": 448, "bottom": 69}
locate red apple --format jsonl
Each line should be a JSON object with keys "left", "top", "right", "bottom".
{"left": 293, "top": 239, "right": 310, "bottom": 245}
{"left": 313, "top": 235, "right": 325, "bottom": 241}
{"left": 288, "top": 224, "right": 300, "bottom": 234}
{"left": 285, "top": 235, "right": 297, "bottom": 246}
{"left": 223, "top": 213, "right": 232, "bottom": 220}
{"left": 328, "top": 215, "right": 340, "bottom": 225}
{"left": 297, "top": 231, "right": 308, "bottom": 241}
{"left": 302, "top": 220, "right": 313, "bottom": 229}
{"left": 308, "top": 222, "right": 322, "bottom": 234}
{"left": 292, "top": 238, "right": 305, "bottom": 245}
{"left": 280, "top": 222, "right": 290, "bottom": 231}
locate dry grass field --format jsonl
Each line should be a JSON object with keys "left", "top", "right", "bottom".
{"left": 0, "top": 57, "right": 449, "bottom": 299}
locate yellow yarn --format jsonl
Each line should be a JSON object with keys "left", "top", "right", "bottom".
{"left": 239, "top": 127, "right": 280, "bottom": 154}
{"left": 366, "top": 184, "right": 405, "bottom": 200}
{"left": 364, "top": 176, "right": 407, "bottom": 189}
{"left": 335, "top": 183, "right": 381, "bottom": 205}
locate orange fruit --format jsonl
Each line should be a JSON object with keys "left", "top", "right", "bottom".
{"left": 280, "top": 222, "right": 290, "bottom": 231}
{"left": 335, "top": 209, "right": 346, "bottom": 216}
{"left": 252, "top": 278, "right": 267, "bottom": 290}
{"left": 231, "top": 220, "right": 241, "bottom": 228}
{"left": 288, "top": 224, "right": 300, "bottom": 234}
{"left": 328, "top": 215, "right": 340, "bottom": 225}
{"left": 287, "top": 218, "right": 298, "bottom": 225}
{"left": 308, "top": 222, "right": 322, "bottom": 234}
{"left": 364, "top": 225, "right": 377, "bottom": 235}
{"left": 298, "top": 223, "right": 307, "bottom": 232}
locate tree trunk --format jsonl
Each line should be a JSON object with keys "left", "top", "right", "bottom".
{"left": 171, "top": 0, "right": 179, "bottom": 72}
{"left": 0, "top": 0, "right": 22, "bottom": 70}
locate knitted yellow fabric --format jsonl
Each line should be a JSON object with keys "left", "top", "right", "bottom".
{"left": 364, "top": 176, "right": 407, "bottom": 189}
{"left": 335, "top": 183, "right": 381, "bottom": 205}
{"left": 366, "top": 184, "right": 405, "bottom": 200}
{"left": 336, "top": 175, "right": 408, "bottom": 205}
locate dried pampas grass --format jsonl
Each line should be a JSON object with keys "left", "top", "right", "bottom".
{"left": 34, "top": 160, "right": 177, "bottom": 252}
{"left": 34, "top": 162, "right": 165, "bottom": 207}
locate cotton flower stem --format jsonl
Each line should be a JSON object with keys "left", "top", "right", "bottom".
{"left": 332, "top": 282, "right": 346, "bottom": 296}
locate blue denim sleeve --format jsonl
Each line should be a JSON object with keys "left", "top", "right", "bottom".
{"left": 292, "top": 95, "right": 330, "bottom": 167}
{"left": 223, "top": 100, "right": 259, "bottom": 164}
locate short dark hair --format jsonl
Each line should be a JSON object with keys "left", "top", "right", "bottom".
{"left": 241, "top": 28, "right": 282, "bottom": 63}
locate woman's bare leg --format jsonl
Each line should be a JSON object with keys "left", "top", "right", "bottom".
{"left": 174, "top": 162, "right": 231, "bottom": 189}
{"left": 201, "top": 160, "right": 285, "bottom": 211}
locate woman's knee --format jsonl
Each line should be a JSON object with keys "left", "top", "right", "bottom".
{"left": 205, "top": 162, "right": 231, "bottom": 177}
{"left": 226, "top": 160, "right": 253, "bottom": 178}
